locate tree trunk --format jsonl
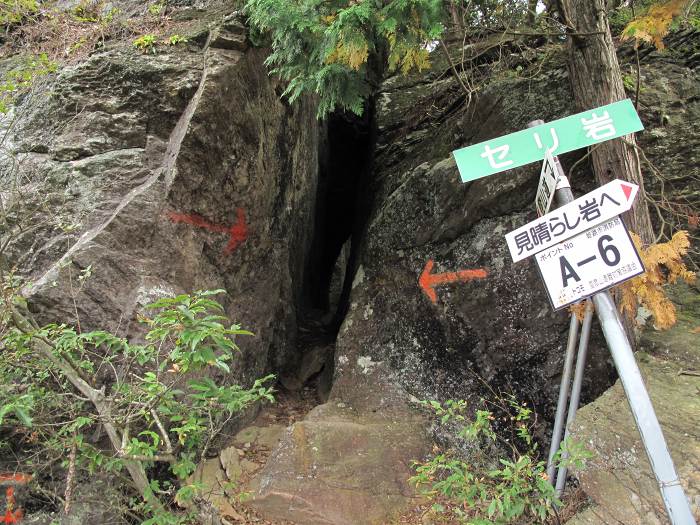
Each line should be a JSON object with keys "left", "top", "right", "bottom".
{"left": 449, "top": 3, "right": 462, "bottom": 30}
{"left": 557, "top": 0, "right": 654, "bottom": 244}
{"left": 527, "top": 0, "right": 538, "bottom": 26}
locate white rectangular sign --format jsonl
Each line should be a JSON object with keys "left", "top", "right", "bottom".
{"left": 535, "top": 216, "right": 644, "bottom": 310}
{"left": 535, "top": 150, "right": 558, "bottom": 217}
{"left": 505, "top": 178, "right": 639, "bottom": 262}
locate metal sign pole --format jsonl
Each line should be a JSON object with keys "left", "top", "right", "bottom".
{"left": 555, "top": 300, "right": 594, "bottom": 496}
{"left": 546, "top": 314, "right": 579, "bottom": 483}
{"left": 591, "top": 292, "right": 695, "bottom": 524}
{"left": 528, "top": 116, "right": 697, "bottom": 523}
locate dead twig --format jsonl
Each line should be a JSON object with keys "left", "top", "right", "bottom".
{"left": 63, "top": 437, "right": 77, "bottom": 514}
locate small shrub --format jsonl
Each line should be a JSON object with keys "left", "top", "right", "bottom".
{"left": 72, "top": 0, "right": 102, "bottom": 23}
{"left": 0, "top": 53, "right": 57, "bottom": 114}
{"left": 167, "top": 34, "right": 187, "bottom": 45}
{"left": 1, "top": 289, "right": 275, "bottom": 522}
{"left": 148, "top": 1, "right": 166, "bottom": 16}
{"left": 134, "top": 34, "right": 157, "bottom": 53}
{"left": 411, "top": 396, "right": 592, "bottom": 524}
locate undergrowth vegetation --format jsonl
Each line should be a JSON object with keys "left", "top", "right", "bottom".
{"left": 0, "top": 288, "right": 274, "bottom": 523}
{"left": 1, "top": 0, "right": 178, "bottom": 61}
{"left": 412, "top": 396, "right": 592, "bottom": 524}
{"left": 0, "top": 0, "right": 197, "bottom": 117}
{"left": 0, "top": 52, "right": 56, "bottom": 113}
{"left": 0, "top": 0, "right": 38, "bottom": 25}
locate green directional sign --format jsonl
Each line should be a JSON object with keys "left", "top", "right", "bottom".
{"left": 452, "top": 99, "right": 644, "bottom": 183}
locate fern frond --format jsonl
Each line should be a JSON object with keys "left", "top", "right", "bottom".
{"left": 621, "top": 0, "right": 691, "bottom": 50}
{"left": 619, "top": 231, "right": 696, "bottom": 330}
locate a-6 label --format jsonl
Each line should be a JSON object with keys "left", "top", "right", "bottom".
{"left": 535, "top": 216, "right": 644, "bottom": 310}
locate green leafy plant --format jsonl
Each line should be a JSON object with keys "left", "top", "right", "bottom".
{"left": 622, "top": 73, "right": 636, "bottom": 91}
{"left": 244, "top": 0, "right": 445, "bottom": 117}
{"left": 0, "top": 0, "right": 37, "bottom": 25}
{"left": 134, "top": 34, "right": 157, "bottom": 53}
{"left": 411, "top": 396, "right": 592, "bottom": 524}
{"left": 148, "top": 1, "right": 166, "bottom": 16}
{"left": 0, "top": 53, "right": 57, "bottom": 113}
{"left": 166, "top": 34, "right": 188, "bottom": 45}
{"left": 72, "top": 0, "right": 101, "bottom": 22}
{"left": 1, "top": 289, "right": 274, "bottom": 522}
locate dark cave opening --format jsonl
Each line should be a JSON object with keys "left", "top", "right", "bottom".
{"left": 304, "top": 106, "right": 376, "bottom": 333}
{"left": 281, "top": 105, "right": 377, "bottom": 397}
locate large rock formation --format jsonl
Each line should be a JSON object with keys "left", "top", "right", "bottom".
{"left": 248, "top": 37, "right": 616, "bottom": 524}
{"left": 2, "top": 0, "right": 698, "bottom": 519}
{"left": 249, "top": 31, "right": 700, "bottom": 524}
{"left": 330, "top": 38, "right": 616, "bottom": 429}
{"left": 1, "top": 7, "right": 319, "bottom": 385}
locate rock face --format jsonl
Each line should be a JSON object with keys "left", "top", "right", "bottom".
{"left": 3, "top": 4, "right": 698, "bottom": 521}
{"left": 249, "top": 402, "right": 430, "bottom": 525}
{"left": 328, "top": 30, "right": 700, "bottom": 421}
{"left": 330, "top": 40, "right": 615, "bottom": 423}
{"left": 1, "top": 9, "right": 319, "bottom": 383}
{"left": 247, "top": 39, "right": 616, "bottom": 524}
{"left": 568, "top": 283, "right": 700, "bottom": 524}
{"left": 248, "top": 33, "right": 700, "bottom": 524}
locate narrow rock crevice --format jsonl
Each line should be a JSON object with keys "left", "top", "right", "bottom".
{"left": 282, "top": 102, "right": 377, "bottom": 397}
{"left": 306, "top": 107, "right": 376, "bottom": 323}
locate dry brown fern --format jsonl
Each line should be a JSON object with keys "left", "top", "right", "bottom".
{"left": 568, "top": 301, "right": 588, "bottom": 323}
{"left": 621, "top": 0, "right": 691, "bottom": 51}
{"left": 618, "top": 231, "right": 696, "bottom": 330}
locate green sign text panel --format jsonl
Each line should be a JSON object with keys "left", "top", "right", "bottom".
{"left": 452, "top": 99, "right": 644, "bottom": 182}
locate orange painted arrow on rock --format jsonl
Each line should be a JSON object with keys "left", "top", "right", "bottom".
{"left": 167, "top": 208, "right": 247, "bottom": 255}
{"left": 419, "top": 259, "right": 488, "bottom": 304}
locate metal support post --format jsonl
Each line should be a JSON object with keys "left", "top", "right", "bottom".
{"left": 546, "top": 314, "right": 579, "bottom": 483}
{"left": 592, "top": 292, "right": 696, "bottom": 524}
{"left": 555, "top": 300, "right": 594, "bottom": 496}
{"left": 527, "top": 119, "right": 695, "bottom": 523}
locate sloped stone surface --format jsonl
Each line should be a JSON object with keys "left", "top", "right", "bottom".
{"left": 331, "top": 42, "right": 614, "bottom": 422}
{"left": 248, "top": 402, "right": 430, "bottom": 525}
{"left": 331, "top": 30, "right": 700, "bottom": 427}
{"left": 568, "top": 284, "right": 700, "bottom": 524}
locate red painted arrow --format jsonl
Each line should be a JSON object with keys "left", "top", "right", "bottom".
{"left": 167, "top": 208, "right": 248, "bottom": 255}
{"left": 419, "top": 259, "right": 488, "bottom": 304}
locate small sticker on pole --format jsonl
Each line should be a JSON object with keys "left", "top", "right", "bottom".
{"left": 535, "top": 150, "right": 558, "bottom": 216}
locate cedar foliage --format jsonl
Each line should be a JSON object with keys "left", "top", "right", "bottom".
{"left": 243, "top": 0, "right": 444, "bottom": 117}
{"left": 619, "top": 231, "right": 696, "bottom": 330}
